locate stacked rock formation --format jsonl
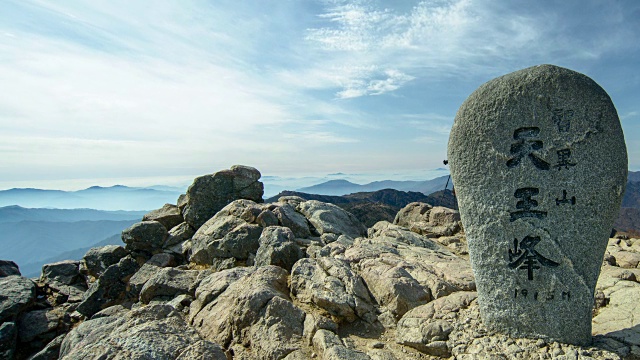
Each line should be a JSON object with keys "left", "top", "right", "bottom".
{"left": 0, "top": 165, "right": 638, "bottom": 359}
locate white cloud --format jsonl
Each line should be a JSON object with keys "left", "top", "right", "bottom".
{"left": 282, "top": 131, "right": 359, "bottom": 144}
{"left": 621, "top": 111, "right": 639, "bottom": 121}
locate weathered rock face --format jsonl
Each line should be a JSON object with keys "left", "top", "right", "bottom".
{"left": 41, "top": 260, "right": 82, "bottom": 286}
{"left": 182, "top": 165, "right": 264, "bottom": 229}
{"left": 0, "top": 322, "right": 17, "bottom": 360}
{"left": 297, "top": 200, "right": 367, "bottom": 238}
{"left": 448, "top": 64, "right": 628, "bottom": 345}
{"left": 190, "top": 199, "right": 264, "bottom": 265}
{"left": 0, "top": 275, "right": 36, "bottom": 322}
{"left": 394, "top": 202, "right": 462, "bottom": 238}
{"left": 291, "top": 257, "right": 377, "bottom": 323}
{"left": 76, "top": 256, "right": 139, "bottom": 317}
{"left": 254, "top": 226, "right": 303, "bottom": 271}
{"left": 59, "top": 304, "right": 225, "bottom": 360}
{"left": 121, "top": 221, "right": 168, "bottom": 255}
{"left": 80, "top": 245, "right": 128, "bottom": 279}
{"left": 0, "top": 260, "right": 20, "bottom": 277}
{"left": 189, "top": 265, "right": 300, "bottom": 357}
{"left": 143, "top": 203, "right": 184, "bottom": 231}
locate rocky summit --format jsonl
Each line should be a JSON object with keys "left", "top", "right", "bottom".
{"left": 448, "top": 64, "right": 628, "bottom": 346}
{"left": 0, "top": 164, "right": 639, "bottom": 360}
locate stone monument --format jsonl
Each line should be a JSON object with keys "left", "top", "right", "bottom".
{"left": 447, "top": 64, "right": 627, "bottom": 345}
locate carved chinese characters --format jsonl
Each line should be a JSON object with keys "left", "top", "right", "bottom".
{"left": 448, "top": 65, "right": 627, "bottom": 345}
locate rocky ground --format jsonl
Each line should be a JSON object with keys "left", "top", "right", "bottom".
{"left": 1, "top": 165, "right": 639, "bottom": 360}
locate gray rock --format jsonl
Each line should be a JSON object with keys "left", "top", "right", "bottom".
{"left": 256, "top": 209, "right": 279, "bottom": 227}
{"left": 255, "top": 226, "right": 304, "bottom": 271}
{"left": 188, "top": 267, "right": 253, "bottom": 322}
{"left": 394, "top": 202, "right": 462, "bottom": 238}
{"left": 166, "top": 294, "right": 193, "bottom": 312}
{"left": 143, "top": 203, "right": 184, "bottom": 231}
{"left": 165, "top": 222, "right": 195, "bottom": 248}
{"left": 121, "top": 221, "right": 168, "bottom": 255}
{"left": 128, "top": 253, "right": 176, "bottom": 299}
{"left": 0, "top": 260, "right": 20, "bottom": 277}
{"left": 175, "top": 340, "right": 227, "bottom": 359}
{"left": 139, "top": 268, "right": 200, "bottom": 304}
{"left": 297, "top": 200, "right": 366, "bottom": 238}
{"left": 91, "top": 305, "right": 129, "bottom": 319}
{"left": 290, "top": 257, "right": 377, "bottom": 323}
{"left": 345, "top": 235, "right": 475, "bottom": 300}
{"left": 41, "top": 260, "right": 81, "bottom": 286}
{"left": 358, "top": 259, "right": 431, "bottom": 321}
{"left": 17, "top": 309, "right": 60, "bottom": 343}
{"left": 0, "top": 322, "right": 17, "bottom": 360}
{"left": 312, "top": 329, "right": 371, "bottom": 360}
{"left": 190, "top": 199, "right": 263, "bottom": 264}
{"left": 303, "top": 313, "right": 338, "bottom": 344}
{"left": 27, "top": 333, "right": 65, "bottom": 360}
{"left": 60, "top": 304, "right": 219, "bottom": 359}
{"left": 448, "top": 64, "right": 627, "bottom": 345}
{"left": 273, "top": 203, "right": 312, "bottom": 238}
{"left": 396, "top": 291, "right": 477, "bottom": 356}
{"left": 190, "top": 266, "right": 291, "bottom": 349}
{"left": 249, "top": 296, "right": 306, "bottom": 359}
{"left": 76, "top": 256, "right": 139, "bottom": 317}
{"left": 593, "top": 267, "right": 640, "bottom": 347}
{"left": 80, "top": 245, "right": 128, "bottom": 279}
{"left": 182, "top": 165, "right": 264, "bottom": 229}
{"left": 0, "top": 275, "right": 36, "bottom": 322}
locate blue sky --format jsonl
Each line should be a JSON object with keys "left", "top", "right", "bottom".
{"left": 1, "top": 0, "right": 639, "bottom": 190}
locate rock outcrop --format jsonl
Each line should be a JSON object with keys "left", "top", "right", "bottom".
{"left": 1, "top": 165, "right": 638, "bottom": 359}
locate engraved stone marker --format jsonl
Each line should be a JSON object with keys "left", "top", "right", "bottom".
{"left": 447, "top": 64, "right": 627, "bottom": 345}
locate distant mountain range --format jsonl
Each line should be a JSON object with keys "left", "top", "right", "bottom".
{"left": 0, "top": 206, "right": 144, "bottom": 277}
{"left": 0, "top": 185, "right": 184, "bottom": 211}
{"left": 296, "top": 175, "right": 450, "bottom": 196}
{"left": 0, "top": 205, "right": 147, "bottom": 223}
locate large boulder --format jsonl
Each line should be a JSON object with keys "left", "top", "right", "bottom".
{"left": 190, "top": 265, "right": 305, "bottom": 358}
{"left": 59, "top": 304, "right": 225, "bottom": 359}
{"left": 182, "top": 165, "right": 264, "bottom": 229}
{"left": 248, "top": 296, "right": 306, "bottom": 360}
{"left": 312, "top": 329, "right": 371, "bottom": 360}
{"left": 190, "top": 199, "right": 263, "bottom": 264}
{"left": 17, "top": 308, "right": 61, "bottom": 347}
{"left": 592, "top": 265, "right": 640, "bottom": 348}
{"left": 80, "top": 245, "right": 128, "bottom": 280}
{"left": 41, "top": 260, "right": 82, "bottom": 286}
{"left": 347, "top": 228, "right": 475, "bottom": 302}
{"left": 290, "top": 257, "right": 376, "bottom": 323}
{"left": 0, "top": 322, "right": 17, "bottom": 360}
{"left": 0, "top": 275, "right": 36, "bottom": 323}
{"left": 139, "top": 268, "right": 200, "bottom": 304}
{"left": 0, "top": 260, "right": 20, "bottom": 277}
{"left": 393, "top": 202, "right": 462, "bottom": 238}
{"left": 25, "top": 333, "right": 66, "bottom": 360}
{"left": 297, "top": 200, "right": 366, "bottom": 238}
{"left": 128, "top": 253, "right": 176, "bottom": 299}
{"left": 396, "top": 291, "right": 477, "bottom": 356}
{"left": 143, "top": 203, "right": 184, "bottom": 231}
{"left": 165, "top": 222, "right": 196, "bottom": 248}
{"left": 76, "top": 256, "right": 139, "bottom": 318}
{"left": 272, "top": 203, "right": 312, "bottom": 238}
{"left": 255, "top": 226, "right": 304, "bottom": 271}
{"left": 121, "top": 221, "right": 168, "bottom": 255}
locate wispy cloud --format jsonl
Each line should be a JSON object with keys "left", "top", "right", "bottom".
{"left": 300, "top": 0, "right": 640, "bottom": 99}
{"left": 621, "top": 111, "right": 639, "bottom": 121}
